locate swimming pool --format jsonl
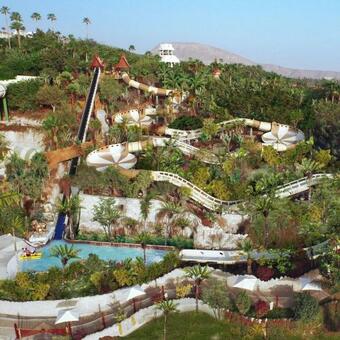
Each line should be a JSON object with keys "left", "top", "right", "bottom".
{"left": 20, "top": 240, "right": 168, "bottom": 272}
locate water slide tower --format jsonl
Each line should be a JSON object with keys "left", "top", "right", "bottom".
{"left": 158, "top": 43, "right": 180, "bottom": 67}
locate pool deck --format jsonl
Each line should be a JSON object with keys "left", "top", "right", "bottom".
{"left": 0, "top": 234, "right": 26, "bottom": 279}
{"left": 65, "top": 238, "right": 175, "bottom": 251}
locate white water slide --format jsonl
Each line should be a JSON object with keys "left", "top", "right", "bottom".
{"left": 121, "top": 72, "right": 187, "bottom": 105}
{"left": 86, "top": 137, "right": 332, "bottom": 211}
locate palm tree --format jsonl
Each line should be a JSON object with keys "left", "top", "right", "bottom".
{"left": 140, "top": 193, "right": 154, "bottom": 231}
{"left": 0, "top": 191, "right": 21, "bottom": 209}
{"left": 50, "top": 244, "right": 80, "bottom": 268}
{"left": 295, "top": 158, "right": 322, "bottom": 201}
{"left": 135, "top": 232, "right": 149, "bottom": 264}
{"left": 10, "top": 12, "right": 24, "bottom": 48}
{"left": 128, "top": 44, "right": 135, "bottom": 52}
{"left": 1, "top": 6, "right": 11, "bottom": 48}
{"left": 239, "top": 239, "right": 254, "bottom": 274}
{"left": 184, "top": 265, "right": 211, "bottom": 312}
{"left": 0, "top": 133, "right": 9, "bottom": 161}
{"left": 251, "top": 196, "right": 274, "bottom": 248}
{"left": 82, "top": 17, "right": 91, "bottom": 39}
{"left": 10, "top": 21, "right": 24, "bottom": 48}
{"left": 156, "top": 300, "right": 178, "bottom": 340}
{"left": 47, "top": 13, "right": 56, "bottom": 31}
{"left": 30, "top": 12, "right": 41, "bottom": 32}
{"left": 156, "top": 201, "right": 184, "bottom": 245}
{"left": 171, "top": 217, "right": 192, "bottom": 237}
{"left": 42, "top": 114, "right": 60, "bottom": 150}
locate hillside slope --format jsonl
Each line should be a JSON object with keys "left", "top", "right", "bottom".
{"left": 152, "top": 42, "right": 340, "bottom": 80}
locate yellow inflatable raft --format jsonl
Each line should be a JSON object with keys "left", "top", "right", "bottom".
{"left": 19, "top": 252, "right": 42, "bottom": 260}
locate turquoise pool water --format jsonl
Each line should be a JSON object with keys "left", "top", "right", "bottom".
{"left": 20, "top": 240, "right": 167, "bottom": 272}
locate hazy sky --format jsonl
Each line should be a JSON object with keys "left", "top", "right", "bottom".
{"left": 3, "top": 0, "right": 340, "bottom": 71}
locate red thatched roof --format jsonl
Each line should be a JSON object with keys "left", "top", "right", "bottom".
{"left": 115, "top": 54, "right": 130, "bottom": 70}
{"left": 91, "top": 55, "right": 105, "bottom": 69}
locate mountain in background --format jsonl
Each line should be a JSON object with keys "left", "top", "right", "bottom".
{"left": 151, "top": 42, "right": 340, "bottom": 80}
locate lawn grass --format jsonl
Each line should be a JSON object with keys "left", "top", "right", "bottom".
{"left": 125, "top": 311, "right": 340, "bottom": 340}
{"left": 125, "top": 311, "right": 248, "bottom": 340}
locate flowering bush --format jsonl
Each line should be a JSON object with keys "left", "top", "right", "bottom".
{"left": 256, "top": 266, "right": 274, "bottom": 281}
{"left": 255, "top": 300, "right": 269, "bottom": 318}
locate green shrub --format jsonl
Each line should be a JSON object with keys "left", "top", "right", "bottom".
{"left": 7, "top": 79, "right": 43, "bottom": 111}
{"left": 235, "top": 291, "right": 252, "bottom": 315}
{"left": 168, "top": 115, "right": 203, "bottom": 130}
{"left": 293, "top": 292, "right": 319, "bottom": 322}
{"left": 76, "top": 232, "right": 194, "bottom": 249}
{"left": 202, "top": 278, "right": 231, "bottom": 319}
{"left": 266, "top": 307, "right": 294, "bottom": 319}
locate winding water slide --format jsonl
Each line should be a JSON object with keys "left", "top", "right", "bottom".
{"left": 86, "top": 138, "right": 332, "bottom": 211}
{"left": 121, "top": 72, "right": 186, "bottom": 105}
{"left": 162, "top": 118, "right": 305, "bottom": 152}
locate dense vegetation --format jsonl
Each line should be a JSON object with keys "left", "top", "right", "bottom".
{"left": 0, "top": 152, "right": 49, "bottom": 237}
{"left": 0, "top": 251, "right": 179, "bottom": 301}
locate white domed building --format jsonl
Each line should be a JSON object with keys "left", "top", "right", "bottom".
{"left": 158, "top": 43, "right": 180, "bottom": 67}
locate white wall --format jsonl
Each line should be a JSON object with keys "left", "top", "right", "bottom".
{"left": 79, "top": 194, "right": 164, "bottom": 231}
{"left": 3, "top": 129, "right": 44, "bottom": 160}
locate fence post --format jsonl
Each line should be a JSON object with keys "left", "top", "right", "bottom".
{"left": 14, "top": 323, "right": 20, "bottom": 339}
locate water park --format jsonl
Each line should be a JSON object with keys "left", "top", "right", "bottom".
{"left": 0, "top": 9, "right": 339, "bottom": 340}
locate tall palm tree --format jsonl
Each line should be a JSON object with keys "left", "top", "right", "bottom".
{"left": 239, "top": 239, "right": 254, "bottom": 274}
{"left": 10, "top": 21, "right": 24, "bottom": 48}
{"left": 10, "top": 12, "right": 24, "bottom": 48}
{"left": 140, "top": 193, "right": 154, "bottom": 231}
{"left": 295, "top": 158, "right": 322, "bottom": 201}
{"left": 47, "top": 13, "right": 56, "bottom": 31}
{"left": 156, "top": 300, "right": 178, "bottom": 340}
{"left": 30, "top": 12, "right": 41, "bottom": 32}
{"left": 82, "top": 17, "right": 91, "bottom": 39}
{"left": 50, "top": 244, "right": 80, "bottom": 268}
{"left": 251, "top": 196, "right": 274, "bottom": 247}
{"left": 1, "top": 6, "right": 11, "bottom": 48}
{"left": 128, "top": 44, "right": 135, "bottom": 52}
{"left": 156, "top": 201, "right": 184, "bottom": 245}
{"left": 184, "top": 265, "right": 211, "bottom": 312}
